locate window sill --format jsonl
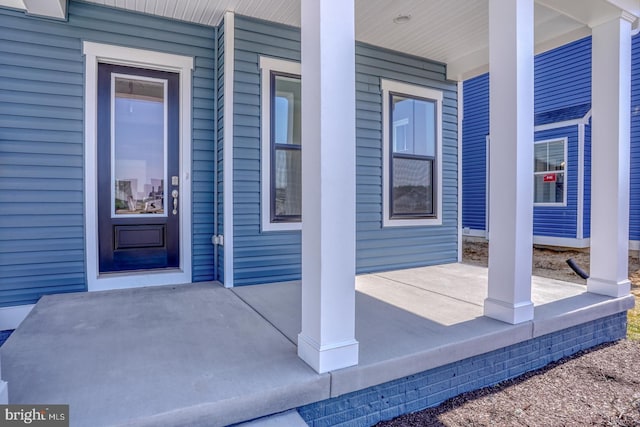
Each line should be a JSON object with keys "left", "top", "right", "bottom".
{"left": 383, "top": 217, "right": 442, "bottom": 228}
{"left": 261, "top": 221, "right": 302, "bottom": 232}
{"left": 534, "top": 203, "right": 567, "bottom": 208}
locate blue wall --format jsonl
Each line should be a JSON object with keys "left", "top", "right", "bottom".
{"left": 355, "top": 45, "right": 459, "bottom": 272}
{"left": 462, "top": 37, "right": 593, "bottom": 239}
{"left": 631, "top": 34, "right": 640, "bottom": 241}
{"left": 230, "top": 17, "right": 458, "bottom": 285}
{"left": 461, "top": 74, "right": 489, "bottom": 232}
{"left": 216, "top": 20, "right": 226, "bottom": 282}
{"left": 231, "top": 16, "right": 302, "bottom": 285}
{"left": 0, "top": 1, "right": 216, "bottom": 306}
{"left": 534, "top": 38, "right": 591, "bottom": 112}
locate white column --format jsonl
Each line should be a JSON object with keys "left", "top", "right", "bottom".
{"left": 588, "top": 15, "right": 634, "bottom": 298}
{"left": 485, "top": 0, "right": 535, "bottom": 324}
{"left": 298, "top": 0, "right": 359, "bottom": 373}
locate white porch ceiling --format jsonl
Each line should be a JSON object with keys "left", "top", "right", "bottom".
{"left": 3, "top": 0, "right": 639, "bottom": 80}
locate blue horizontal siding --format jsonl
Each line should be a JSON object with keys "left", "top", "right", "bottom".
{"left": 462, "top": 74, "right": 489, "bottom": 232}
{"left": 0, "top": 1, "right": 216, "bottom": 306}
{"left": 535, "top": 37, "right": 591, "bottom": 113}
{"left": 231, "top": 16, "right": 301, "bottom": 286}
{"left": 216, "top": 22, "right": 225, "bottom": 282}
{"left": 584, "top": 122, "right": 591, "bottom": 239}
{"left": 231, "top": 17, "right": 458, "bottom": 285}
{"left": 355, "top": 44, "right": 458, "bottom": 273}
{"left": 630, "top": 34, "right": 640, "bottom": 241}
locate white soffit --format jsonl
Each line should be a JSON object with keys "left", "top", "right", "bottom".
{"left": 1, "top": 0, "right": 638, "bottom": 80}
{"left": 81, "top": 0, "right": 299, "bottom": 27}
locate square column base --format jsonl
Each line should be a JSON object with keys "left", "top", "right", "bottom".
{"left": 484, "top": 298, "right": 534, "bottom": 324}
{"left": 587, "top": 277, "right": 631, "bottom": 298}
{"left": 298, "top": 334, "right": 359, "bottom": 374}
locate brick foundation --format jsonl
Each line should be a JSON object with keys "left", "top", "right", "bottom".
{"left": 298, "top": 312, "right": 627, "bottom": 427}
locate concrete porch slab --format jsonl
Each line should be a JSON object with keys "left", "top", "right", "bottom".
{"left": 233, "top": 263, "right": 634, "bottom": 397}
{"left": 1, "top": 263, "right": 633, "bottom": 426}
{"left": 1, "top": 283, "right": 329, "bottom": 427}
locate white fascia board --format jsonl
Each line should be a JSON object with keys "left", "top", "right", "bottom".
{"left": 534, "top": 111, "right": 592, "bottom": 132}
{"left": 23, "top": 0, "right": 66, "bottom": 19}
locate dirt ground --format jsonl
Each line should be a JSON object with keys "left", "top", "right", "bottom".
{"left": 377, "top": 241, "right": 640, "bottom": 427}
{"left": 462, "top": 240, "right": 640, "bottom": 288}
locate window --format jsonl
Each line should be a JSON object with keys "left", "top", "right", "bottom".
{"left": 534, "top": 138, "right": 567, "bottom": 206}
{"left": 260, "top": 57, "right": 302, "bottom": 231}
{"left": 382, "top": 79, "right": 443, "bottom": 227}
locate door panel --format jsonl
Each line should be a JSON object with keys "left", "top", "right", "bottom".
{"left": 97, "top": 64, "right": 180, "bottom": 273}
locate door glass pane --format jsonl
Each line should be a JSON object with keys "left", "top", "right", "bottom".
{"left": 113, "top": 76, "right": 166, "bottom": 216}
{"left": 392, "top": 157, "right": 433, "bottom": 215}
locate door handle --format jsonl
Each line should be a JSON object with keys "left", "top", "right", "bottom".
{"left": 171, "top": 189, "right": 179, "bottom": 215}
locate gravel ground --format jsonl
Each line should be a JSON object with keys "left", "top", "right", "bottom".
{"left": 376, "top": 242, "right": 640, "bottom": 427}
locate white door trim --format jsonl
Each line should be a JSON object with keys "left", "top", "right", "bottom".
{"left": 222, "top": 11, "right": 235, "bottom": 288}
{"left": 83, "top": 42, "right": 193, "bottom": 291}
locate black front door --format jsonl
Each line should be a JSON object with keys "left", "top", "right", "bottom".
{"left": 97, "top": 64, "right": 180, "bottom": 272}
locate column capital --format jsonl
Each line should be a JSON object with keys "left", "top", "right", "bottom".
{"left": 588, "top": 10, "right": 637, "bottom": 29}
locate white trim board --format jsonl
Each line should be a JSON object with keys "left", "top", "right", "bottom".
{"left": 380, "top": 79, "right": 443, "bottom": 227}
{"left": 457, "top": 81, "right": 463, "bottom": 262}
{"left": 577, "top": 123, "right": 585, "bottom": 239}
{"left": 259, "top": 56, "right": 302, "bottom": 232}
{"left": 533, "top": 236, "right": 590, "bottom": 249}
{"left": 83, "top": 41, "right": 193, "bottom": 292}
{"left": 462, "top": 231, "right": 591, "bottom": 249}
{"left": 462, "top": 228, "right": 487, "bottom": 238}
{"left": 0, "top": 304, "right": 34, "bottom": 331}
{"left": 223, "top": 11, "right": 235, "bottom": 288}
{"left": 629, "top": 240, "right": 640, "bottom": 251}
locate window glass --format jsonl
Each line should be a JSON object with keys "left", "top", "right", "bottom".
{"left": 272, "top": 73, "right": 302, "bottom": 221}
{"left": 274, "top": 149, "right": 301, "bottom": 217}
{"left": 392, "top": 157, "right": 433, "bottom": 215}
{"left": 274, "top": 75, "right": 301, "bottom": 146}
{"left": 392, "top": 95, "right": 435, "bottom": 157}
{"left": 534, "top": 139, "right": 566, "bottom": 204}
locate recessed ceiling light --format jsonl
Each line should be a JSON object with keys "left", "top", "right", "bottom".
{"left": 393, "top": 14, "right": 411, "bottom": 24}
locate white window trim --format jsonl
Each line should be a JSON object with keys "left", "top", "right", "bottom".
{"left": 533, "top": 137, "right": 568, "bottom": 207}
{"left": 381, "top": 79, "right": 443, "bottom": 227}
{"left": 259, "top": 56, "right": 302, "bottom": 232}
{"left": 83, "top": 41, "right": 193, "bottom": 291}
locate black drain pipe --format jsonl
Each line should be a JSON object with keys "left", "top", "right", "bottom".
{"left": 566, "top": 258, "right": 589, "bottom": 279}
